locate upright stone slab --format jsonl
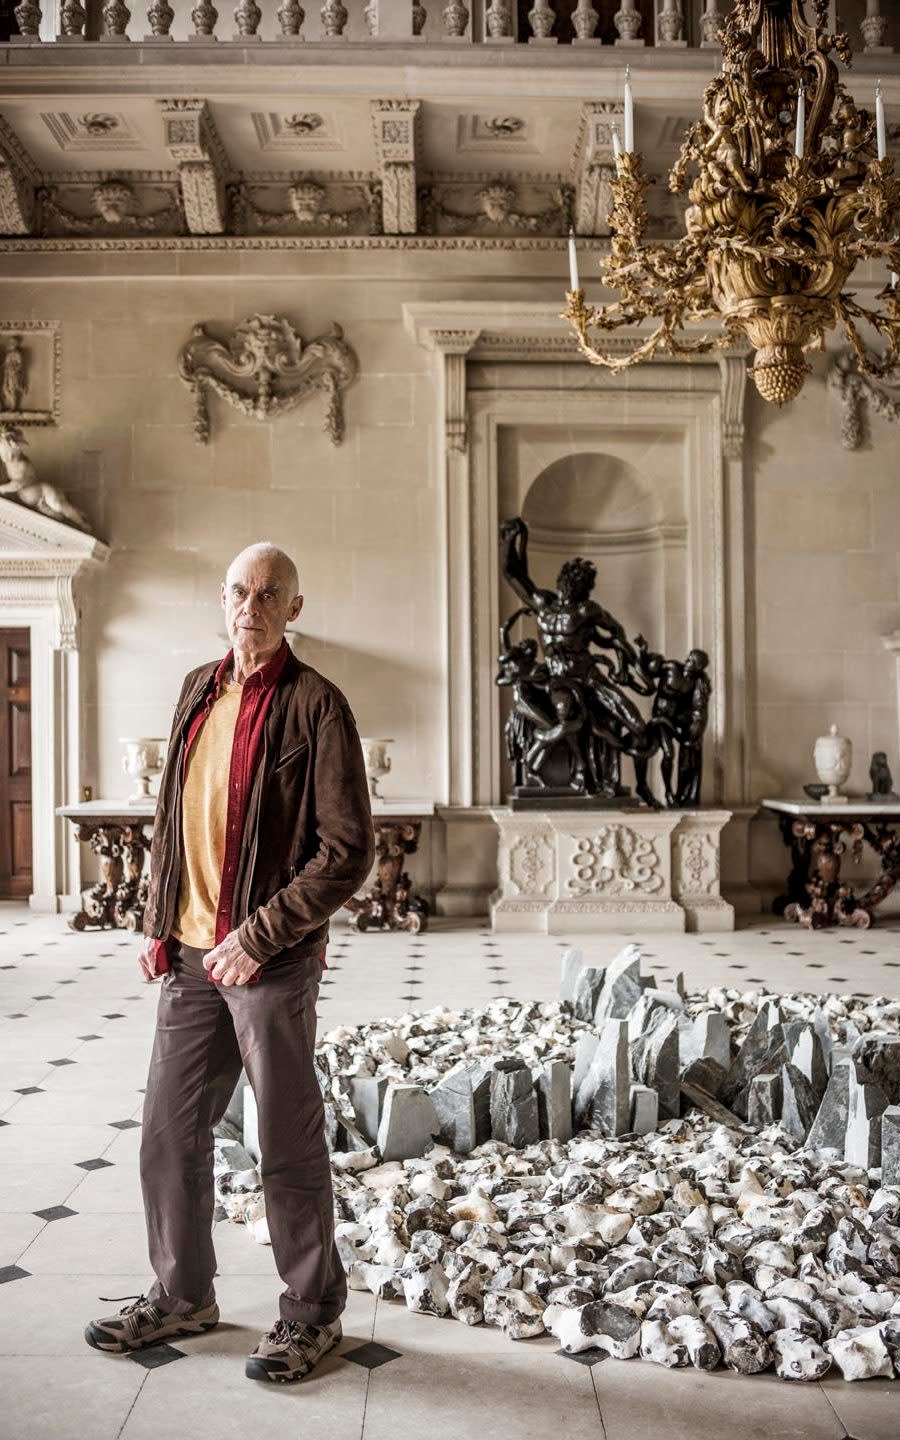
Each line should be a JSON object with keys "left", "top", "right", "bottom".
{"left": 573, "top": 1031, "right": 600, "bottom": 1094}
{"left": 806, "top": 1061, "right": 851, "bottom": 1154}
{"left": 747, "top": 1072, "right": 782, "bottom": 1130}
{"left": 534, "top": 1059, "right": 573, "bottom": 1142}
{"left": 349, "top": 1076, "right": 390, "bottom": 1147}
{"left": 490, "top": 1061, "right": 539, "bottom": 1147}
{"left": 781, "top": 1062, "right": 819, "bottom": 1143}
{"left": 575, "top": 1019, "right": 629, "bottom": 1135}
{"left": 786, "top": 1024, "right": 828, "bottom": 1100}
{"left": 429, "top": 1063, "right": 477, "bottom": 1153}
{"left": 853, "top": 1036, "right": 900, "bottom": 1104}
{"left": 633, "top": 1011, "right": 680, "bottom": 1120}
{"left": 680, "top": 1012, "right": 731, "bottom": 1071}
{"left": 845, "top": 1065, "right": 889, "bottom": 1170}
{"left": 882, "top": 1106, "right": 900, "bottom": 1185}
{"left": 593, "top": 944, "right": 643, "bottom": 1023}
{"left": 573, "top": 967, "right": 606, "bottom": 1022}
{"left": 469, "top": 1060, "right": 494, "bottom": 1147}
{"left": 721, "top": 1005, "right": 781, "bottom": 1107}
{"left": 559, "top": 947, "right": 585, "bottom": 1005}
{"left": 376, "top": 1085, "right": 440, "bottom": 1162}
{"left": 629, "top": 1084, "right": 658, "bottom": 1136}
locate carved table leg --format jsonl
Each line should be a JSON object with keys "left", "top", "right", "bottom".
{"left": 773, "top": 813, "right": 812, "bottom": 915}
{"left": 856, "top": 822, "right": 900, "bottom": 922}
{"left": 69, "top": 823, "right": 151, "bottom": 932}
{"left": 345, "top": 819, "right": 430, "bottom": 934}
{"left": 783, "top": 819, "right": 869, "bottom": 929}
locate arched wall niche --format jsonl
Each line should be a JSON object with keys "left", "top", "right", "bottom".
{"left": 514, "top": 448, "right": 687, "bottom": 659}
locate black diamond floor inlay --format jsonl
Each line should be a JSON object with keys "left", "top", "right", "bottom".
{"left": 32, "top": 996, "right": 53, "bottom": 1001}
{"left": 57, "top": 979, "right": 77, "bottom": 985}
{"left": 343, "top": 1341, "right": 402, "bottom": 1370}
{"left": 14, "top": 1086, "right": 43, "bottom": 1095}
{"left": 76, "top": 1157, "right": 114, "bottom": 1171}
{"left": 102, "top": 1013, "right": 126, "bottom": 1020}
{"left": 48, "top": 1058, "right": 76, "bottom": 1067}
{"left": 6, "top": 1013, "right": 27, "bottom": 1020}
{"left": 557, "top": 1347, "right": 609, "bottom": 1367}
{"left": 130, "top": 1343, "right": 186, "bottom": 1370}
{"left": 78, "top": 1035, "right": 102, "bottom": 1041}
{"left": 399, "top": 995, "right": 420, "bottom": 1004}
{"left": 34, "top": 1205, "right": 78, "bottom": 1222}
{"left": 109, "top": 1119, "right": 141, "bottom": 1130}
{"left": 0, "top": 1266, "right": 30, "bottom": 1284}
{"left": 80, "top": 966, "right": 96, "bottom": 971}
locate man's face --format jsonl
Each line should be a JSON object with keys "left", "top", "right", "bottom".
{"left": 221, "top": 555, "right": 303, "bottom": 658}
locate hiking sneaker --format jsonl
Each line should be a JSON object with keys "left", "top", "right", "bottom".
{"left": 245, "top": 1317, "right": 342, "bottom": 1383}
{"left": 85, "top": 1292, "right": 219, "bottom": 1353}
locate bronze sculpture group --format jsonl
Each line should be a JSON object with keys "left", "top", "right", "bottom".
{"left": 497, "top": 518, "right": 710, "bottom": 810}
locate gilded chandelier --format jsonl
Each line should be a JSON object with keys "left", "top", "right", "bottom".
{"left": 564, "top": 0, "right": 900, "bottom": 405}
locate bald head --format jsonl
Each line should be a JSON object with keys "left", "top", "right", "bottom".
{"left": 221, "top": 540, "right": 303, "bottom": 674}
{"left": 226, "top": 542, "right": 299, "bottom": 597}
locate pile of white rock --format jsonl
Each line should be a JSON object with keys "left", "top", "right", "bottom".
{"left": 213, "top": 944, "right": 900, "bottom": 1382}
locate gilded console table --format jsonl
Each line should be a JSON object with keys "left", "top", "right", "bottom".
{"left": 345, "top": 800, "right": 434, "bottom": 935}
{"left": 56, "top": 800, "right": 156, "bottom": 932}
{"left": 764, "top": 798, "right": 900, "bottom": 930}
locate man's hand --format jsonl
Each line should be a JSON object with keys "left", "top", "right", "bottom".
{"left": 138, "top": 936, "right": 162, "bottom": 982}
{"left": 203, "top": 930, "right": 261, "bottom": 987}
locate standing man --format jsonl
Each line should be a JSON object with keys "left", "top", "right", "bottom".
{"left": 85, "top": 542, "right": 375, "bottom": 1384}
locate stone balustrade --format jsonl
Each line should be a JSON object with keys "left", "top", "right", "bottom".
{"left": 6, "top": 1, "right": 892, "bottom": 51}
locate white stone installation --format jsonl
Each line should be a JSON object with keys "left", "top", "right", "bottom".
{"left": 213, "top": 943, "right": 900, "bottom": 1384}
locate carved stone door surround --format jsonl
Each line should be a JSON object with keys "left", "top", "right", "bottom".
{"left": 0, "top": 496, "right": 108, "bottom": 911}
{"left": 403, "top": 302, "right": 751, "bottom": 816}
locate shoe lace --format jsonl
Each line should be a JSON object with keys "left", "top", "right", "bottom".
{"left": 97, "top": 1292, "right": 151, "bottom": 1316}
{"left": 267, "top": 1317, "right": 319, "bottom": 1352}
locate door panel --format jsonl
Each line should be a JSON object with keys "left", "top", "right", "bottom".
{"left": 0, "top": 628, "right": 32, "bottom": 898}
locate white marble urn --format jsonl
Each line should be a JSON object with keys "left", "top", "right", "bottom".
{"left": 360, "top": 737, "right": 394, "bottom": 799}
{"left": 120, "top": 737, "right": 167, "bottom": 804}
{"left": 813, "top": 724, "right": 852, "bottom": 803}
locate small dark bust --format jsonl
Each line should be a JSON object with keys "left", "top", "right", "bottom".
{"left": 867, "top": 751, "right": 899, "bottom": 803}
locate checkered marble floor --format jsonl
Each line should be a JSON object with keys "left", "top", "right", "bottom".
{"left": 0, "top": 902, "right": 897, "bottom": 1440}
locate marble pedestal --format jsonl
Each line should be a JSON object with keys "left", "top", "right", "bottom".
{"left": 490, "top": 807, "right": 734, "bottom": 933}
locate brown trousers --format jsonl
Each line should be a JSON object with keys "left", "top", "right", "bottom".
{"left": 139, "top": 937, "right": 346, "bottom": 1325}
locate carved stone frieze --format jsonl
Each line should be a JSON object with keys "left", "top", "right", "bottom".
{"left": 0, "top": 115, "right": 39, "bottom": 238}
{"left": 506, "top": 828, "right": 555, "bottom": 897}
{"left": 371, "top": 99, "right": 421, "bottom": 235}
{"left": 566, "top": 827, "right": 664, "bottom": 897}
{"left": 178, "top": 312, "right": 358, "bottom": 445}
{"left": 38, "top": 179, "right": 184, "bottom": 237}
{"left": 420, "top": 177, "right": 573, "bottom": 237}
{"left": 159, "top": 98, "right": 230, "bottom": 235}
{"left": 491, "top": 807, "right": 734, "bottom": 933}
{"left": 232, "top": 178, "right": 381, "bottom": 236}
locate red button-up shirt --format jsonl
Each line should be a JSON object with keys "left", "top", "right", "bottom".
{"left": 150, "top": 637, "right": 317, "bottom": 985}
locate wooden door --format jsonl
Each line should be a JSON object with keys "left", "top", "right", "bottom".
{"left": 0, "top": 628, "right": 32, "bottom": 898}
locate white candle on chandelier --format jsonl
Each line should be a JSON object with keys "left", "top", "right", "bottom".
{"left": 795, "top": 87, "right": 806, "bottom": 159}
{"left": 568, "top": 229, "right": 580, "bottom": 292}
{"left": 624, "top": 66, "right": 634, "bottom": 154}
{"left": 876, "top": 80, "right": 887, "bottom": 161}
{"left": 612, "top": 125, "right": 622, "bottom": 161}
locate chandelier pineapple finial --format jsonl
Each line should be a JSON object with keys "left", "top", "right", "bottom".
{"left": 564, "top": 0, "right": 900, "bottom": 405}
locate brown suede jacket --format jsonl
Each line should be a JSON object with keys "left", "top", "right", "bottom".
{"left": 142, "top": 646, "right": 375, "bottom": 967}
